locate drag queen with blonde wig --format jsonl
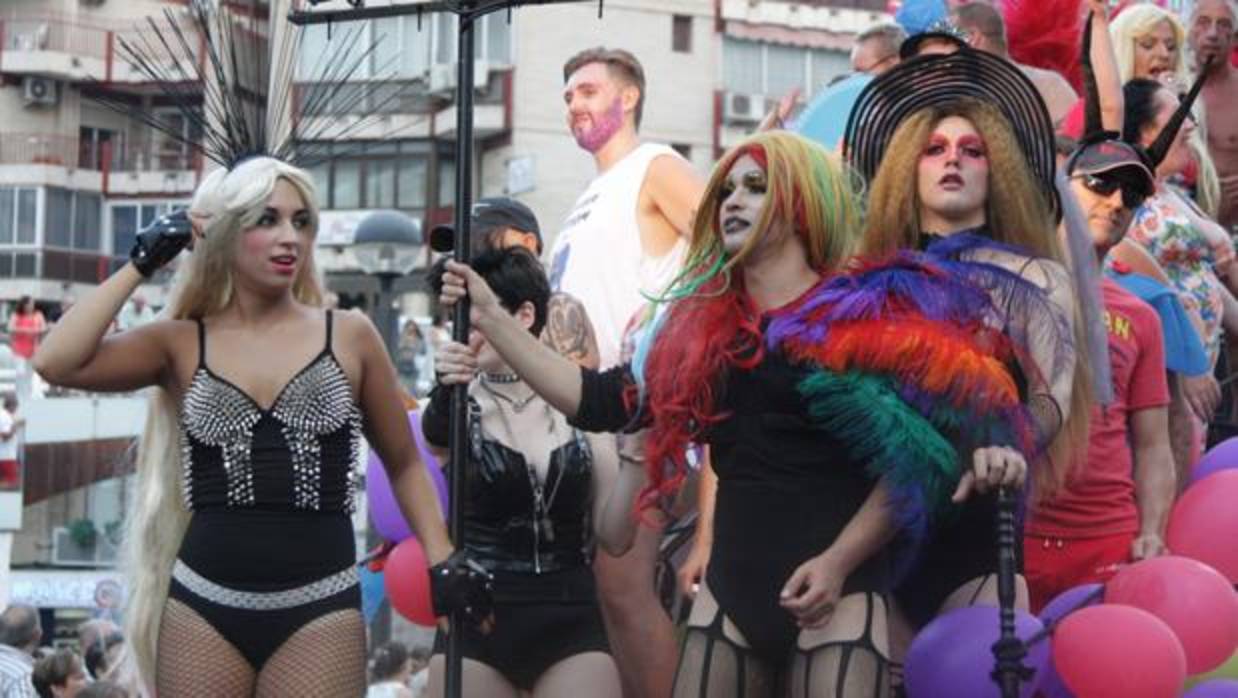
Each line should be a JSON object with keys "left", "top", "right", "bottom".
{"left": 31, "top": 2, "right": 490, "bottom": 695}
{"left": 841, "top": 50, "right": 1101, "bottom": 674}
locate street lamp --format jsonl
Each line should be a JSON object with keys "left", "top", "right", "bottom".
{"left": 351, "top": 209, "right": 422, "bottom": 647}
{"left": 352, "top": 209, "right": 423, "bottom": 356}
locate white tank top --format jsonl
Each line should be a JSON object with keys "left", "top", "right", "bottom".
{"left": 548, "top": 143, "right": 689, "bottom": 368}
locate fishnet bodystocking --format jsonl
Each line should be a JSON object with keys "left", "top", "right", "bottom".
{"left": 254, "top": 609, "right": 366, "bottom": 698}
{"left": 157, "top": 599, "right": 256, "bottom": 696}
{"left": 156, "top": 600, "right": 366, "bottom": 697}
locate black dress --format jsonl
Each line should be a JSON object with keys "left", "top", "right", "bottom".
{"left": 575, "top": 339, "right": 891, "bottom": 662}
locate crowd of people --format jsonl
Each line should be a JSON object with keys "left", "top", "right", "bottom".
{"left": 1, "top": 0, "right": 1235, "bottom": 695}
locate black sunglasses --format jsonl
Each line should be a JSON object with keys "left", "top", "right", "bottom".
{"left": 1076, "top": 173, "right": 1150, "bottom": 211}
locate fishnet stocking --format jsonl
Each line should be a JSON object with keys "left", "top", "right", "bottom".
{"left": 787, "top": 593, "right": 890, "bottom": 698}
{"left": 157, "top": 598, "right": 256, "bottom": 696}
{"left": 671, "top": 620, "right": 779, "bottom": 698}
{"left": 254, "top": 609, "right": 366, "bottom": 698}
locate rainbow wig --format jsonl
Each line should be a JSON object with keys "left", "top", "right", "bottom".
{"left": 632, "top": 131, "right": 864, "bottom": 508}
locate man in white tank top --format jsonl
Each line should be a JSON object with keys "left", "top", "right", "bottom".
{"left": 548, "top": 47, "right": 704, "bottom": 698}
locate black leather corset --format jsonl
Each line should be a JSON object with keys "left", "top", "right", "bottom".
{"left": 452, "top": 411, "right": 594, "bottom": 574}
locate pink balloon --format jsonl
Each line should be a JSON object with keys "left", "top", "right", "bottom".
{"left": 383, "top": 537, "right": 436, "bottom": 626}
{"left": 1168, "top": 470, "right": 1238, "bottom": 583}
{"left": 1053, "top": 605, "right": 1186, "bottom": 698}
{"left": 1105, "top": 556, "right": 1238, "bottom": 674}
{"left": 367, "top": 410, "right": 448, "bottom": 542}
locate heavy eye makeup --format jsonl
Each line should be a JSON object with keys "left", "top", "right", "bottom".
{"left": 719, "top": 171, "right": 768, "bottom": 199}
{"left": 921, "top": 134, "right": 987, "bottom": 161}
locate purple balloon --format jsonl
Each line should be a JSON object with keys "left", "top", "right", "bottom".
{"left": 1185, "top": 680, "right": 1238, "bottom": 698}
{"left": 905, "top": 605, "right": 1050, "bottom": 698}
{"left": 367, "top": 410, "right": 448, "bottom": 542}
{"left": 1192, "top": 437, "right": 1238, "bottom": 486}
{"left": 1040, "top": 583, "right": 1104, "bottom": 627}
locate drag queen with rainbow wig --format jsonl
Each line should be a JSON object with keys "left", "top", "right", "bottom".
{"left": 436, "top": 129, "right": 1046, "bottom": 697}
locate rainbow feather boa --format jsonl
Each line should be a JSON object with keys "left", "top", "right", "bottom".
{"left": 766, "top": 249, "right": 1036, "bottom": 536}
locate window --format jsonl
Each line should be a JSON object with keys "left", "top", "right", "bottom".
{"left": 438, "top": 159, "right": 456, "bottom": 207}
{"left": 45, "top": 188, "right": 73, "bottom": 248}
{"left": 74, "top": 193, "right": 102, "bottom": 252}
{"left": 300, "top": 142, "right": 432, "bottom": 211}
{"left": 399, "top": 158, "right": 428, "bottom": 209}
{"left": 723, "top": 38, "right": 763, "bottom": 94}
{"left": 673, "top": 15, "right": 692, "bottom": 53}
{"left": 766, "top": 45, "right": 806, "bottom": 98}
{"left": 0, "top": 189, "right": 14, "bottom": 244}
{"left": 16, "top": 189, "right": 36, "bottom": 244}
{"left": 109, "top": 202, "right": 185, "bottom": 257}
{"left": 722, "top": 38, "right": 848, "bottom": 101}
{"left": 79, "top": 127, "right": 122, "bottom": 170}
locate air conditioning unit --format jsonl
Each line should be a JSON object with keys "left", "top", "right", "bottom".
{"left": 23, "top": 77, "right": 59, "bottom": 107}
{"left": 723, "top": 91, "right": 766, "bottom": 123}
{"left": 428, "top": 61, "right": 491, "bottom": 94}
{"left": 51, "top": 526, "right": 119, "bottom": 567}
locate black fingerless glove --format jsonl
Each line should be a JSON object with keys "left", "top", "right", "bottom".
{"left": 130, "top": 209, "right": 192, "bottom": 277}
{"left": 429, "top": 551, "right": 494, "bottom": 625}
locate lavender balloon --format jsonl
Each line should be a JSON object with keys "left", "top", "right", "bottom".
{"left": 1040, "top": 583, "right": 1104, "bottom": 626}
{"left": 1191, "top": 437, "right": 1238, "bottom": 486}
{"left": 905, "top": 605, "right": 1050, "bottom": 698}
{"left": 367, "top": 410, "right": 448, "bottom": 542}
{"left": 1185, "top": 680, "right": 1238, "bottom": 698}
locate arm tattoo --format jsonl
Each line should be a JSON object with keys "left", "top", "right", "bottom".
{"left": 541, "top": 293, "right": 600, "bottom": 369}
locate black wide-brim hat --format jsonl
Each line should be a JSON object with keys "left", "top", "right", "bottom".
{"left": 843, "top": 48, "right": 1060, "bottom": 218}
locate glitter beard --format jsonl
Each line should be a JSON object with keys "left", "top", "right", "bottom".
{"left": 573, "top": 97, "right": 625, "bottom": 153}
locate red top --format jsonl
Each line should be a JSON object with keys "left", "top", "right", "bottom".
{"left": 9, "top": 310, "right": 45, "bottom": 359}
{"left": 1028, "top": 278, "right": 1170, "bottom": 537}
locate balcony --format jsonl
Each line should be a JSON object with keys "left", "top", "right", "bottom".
{"left": 0, "top": 13, "right": 201, "bottom": 84}
{"left": 0, "top": 132, "right": 199, "bottom": 196}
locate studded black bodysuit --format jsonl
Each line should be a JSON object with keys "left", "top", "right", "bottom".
{"left": 168, "top": 310, "right": 363, "bottom": 670}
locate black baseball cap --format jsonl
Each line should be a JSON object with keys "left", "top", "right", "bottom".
{"left": 430, "top": 197, "right": 542, "bottom": 254}
{"left": 1066, "top": 139, "right": 1156, "bottom": 195}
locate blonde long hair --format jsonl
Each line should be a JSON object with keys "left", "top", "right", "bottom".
{"left": 121, "top": 157, "right": 325, "bottom": 692}
{"left": 1111, "top": 5, "right": 1221, "bottom": 217}
{"left": 862, "top": 99, "right": 1091, "bottom": 498}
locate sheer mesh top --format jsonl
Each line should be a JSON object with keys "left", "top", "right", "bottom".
{"left": 179, "top": 311, "right": 361, "bottom": 512}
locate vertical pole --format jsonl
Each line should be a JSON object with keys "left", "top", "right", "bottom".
{"left": 369, "top": 274, "right": 399, "bottom": 647}
{"left": 444, "top": 8, "right": 475, "bottom": 698}
{"left": 992, "top": 486, "right": 1028, "bottom": 698}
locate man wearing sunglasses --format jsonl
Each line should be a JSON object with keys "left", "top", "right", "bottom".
{"left": 1024, "top": 137, "right": 1177, "bottom": 612}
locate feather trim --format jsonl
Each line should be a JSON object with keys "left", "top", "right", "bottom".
{"left": 798, "top": 370, "right": 959, "bottom": 530}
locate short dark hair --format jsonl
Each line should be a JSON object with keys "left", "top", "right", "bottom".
{"left": 953, "top": 3, "right": 1007, "bottom": 53}
{"left": 563, "top": 47, "right": 647, "bottom": 129}
{"left": 0, "top": 604, "right": 40, "bottom": 649}
{"left": 85, "top": 633, "right": 124, "bottom": 679}
{"left": 368, "top": 642, "right": 409, "bottom": 682}
{"left": 32, "top": 649, "right": 82, "bottom": 698}
{"left": 856, "top": 23, "right": 907, "bottom": 59}
{"left": 428, "top": 248, "right": 551, "bottom": 337}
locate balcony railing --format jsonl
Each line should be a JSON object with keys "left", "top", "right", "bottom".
{"left": 0, "top": 133, "right": 79, "bottom": 168}
{"left": 0, "top": 13, "right": 203, "bottom": 82}
{"left": 2, "top": 132, "right": 200, "bottom": 176}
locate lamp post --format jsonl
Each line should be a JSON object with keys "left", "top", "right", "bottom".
{"left": 351, "top": 209, "right": 423, "bottom": 646}
{"left": 352, "top": 210, "right": 424, "bottom": 357}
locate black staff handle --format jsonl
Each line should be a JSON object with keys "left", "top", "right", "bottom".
{"left": 991, "top": 486, "right": 1034, "bottom": 698}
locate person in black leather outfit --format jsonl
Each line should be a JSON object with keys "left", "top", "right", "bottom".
{"left": 422, "top": 248, "right": 628, "bottom": 698}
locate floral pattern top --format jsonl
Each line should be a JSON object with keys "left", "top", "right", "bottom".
{"left": 1112, "top": 189, "right": 1232, "bottom": 366}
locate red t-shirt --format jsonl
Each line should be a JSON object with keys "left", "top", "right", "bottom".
{"left": 1028, "top": 278, "right": 1170, "bottom": 537}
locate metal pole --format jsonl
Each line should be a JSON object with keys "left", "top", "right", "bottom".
{"left": 369, "top": 273, "right": 400, "bottom": 647}
{"left": 445, "top": 9, "right": 476, "bottom": 698}
{"left": 992, "top": 486, "right": 1031, "bottom": 698}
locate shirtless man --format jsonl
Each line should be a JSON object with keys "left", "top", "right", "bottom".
{"left": 1190, "top": 0, "right": 1238, "bottom": 231}
{"left": 550, "top": 47, "right": 705, "bottom": 698}
{"left": 953, "top": 2, "right": 1079, "bottom": 126}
